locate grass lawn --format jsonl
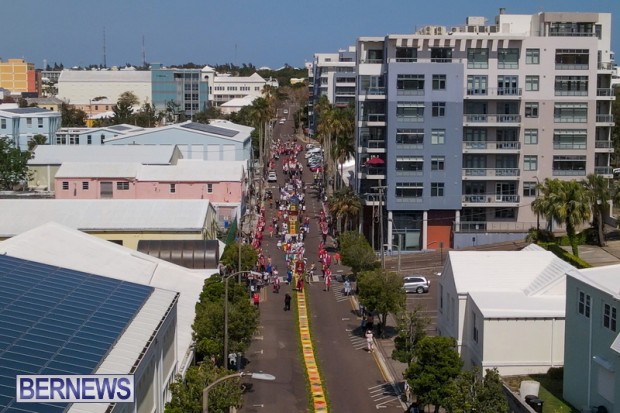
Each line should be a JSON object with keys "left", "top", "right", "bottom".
{"left": 504, "top": 374, "right": 578, "bottom": 413}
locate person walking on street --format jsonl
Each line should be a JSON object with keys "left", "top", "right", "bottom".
{"left": 344, "top": 279, "right": 351, "bottom": 296}
{"left": 366, "top": 329, "right": 374, "bottom": 352}
{"left": 284, "top": 293, "right": 292, "bottom": 311}
{"left": 253, "top": 292, "right": 260, "bottom": 308}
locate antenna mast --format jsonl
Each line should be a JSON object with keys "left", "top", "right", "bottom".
{"left": 142, "top": 35, "right": 146, "bottom": 67}
{"left": 103, "top": 27, "right": 107, "bottom": 68}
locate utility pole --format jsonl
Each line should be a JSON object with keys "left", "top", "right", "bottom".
{"left": 372, "top": 186, "right": 387, "bottom": 269}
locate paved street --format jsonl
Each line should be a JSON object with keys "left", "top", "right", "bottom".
{"left": 241, "top": 117, "right": 405, "bottom": 412}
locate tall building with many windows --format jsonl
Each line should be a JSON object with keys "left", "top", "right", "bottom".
{"left": 0, "top": 58, "right": 40, "bottom": 95}
{"left": 150, "top": 64, "right": 210, "bottom": 117}
{"left": 355, "top": 10, "right": 615, "bottom": 251}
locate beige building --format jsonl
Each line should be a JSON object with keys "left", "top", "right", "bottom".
{"left": 57, "top": 69, "right": 152, "bottom": 106}
{"left": 0, "top": 58, "right": 40, "bottom": 94}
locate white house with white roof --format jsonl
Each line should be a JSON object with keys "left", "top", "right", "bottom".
{"left": 104, "top": 120, "right": 253, "bottom": 161}
{"left": 436, "top": 244, "right": 575, "bottom": 375}
{"left": 0, "top": 222, "right": 219, "bottom": 411}
{"left": 563, "top": 264, "right": 620, "bottom": 412}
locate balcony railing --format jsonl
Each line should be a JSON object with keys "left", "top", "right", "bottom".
{"left": 397, "top": 89, "right": 425, "bottom": 96}
{"left": 362, "top": 166, "right": 387, "bottom": 176}
{"left": 552, "top": 169, "right": 587, "bottom": 176}
{"left": 596, "top": 114, "right": 615, "bottom": 123}
{"left": 597, "top": 88, "right": 614, "bottom": 97}
{"left": 454, "top": 221, "right": 537, "bottom": 233}
{"left": 362, "top": 114, "right": 386, "bottom": 122}
{"left": 595, "top": 166, "right": 613, "bottom": 175}
{"left": 463, "top": 168, "right": 520, "bottom": 177}
{"left": 387, "top": 57, "right": 466, "bottom": 64}
{"left": 462, "top": 194, "right": 520, "bottom": 203}
{"left": 463, "top": 114, "right": 522, "bottom": 124}
{"left": 463, "top": 141, "right": 521, "bottom": 150}
{"left": 555, "top": 63, "right": 589, "bottom": 70}
{"left": 598, "top": 62, "right": 614, "bottom": 70}
{"left": 549, "top": 31, "right": 596, "bottom": 37}
{"left": 367, "top": 139, "right": 386, "bottom": 149}
{"left": 595, "top": 140, "right": 613, "bottom": 149}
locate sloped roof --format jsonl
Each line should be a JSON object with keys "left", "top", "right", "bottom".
{"left": 55, "top": 162, "right": 141, "bottom": 178}
{"left": 220, "top": 95, "right": 257, "bottom": 108}
{"left": 447, "top": 249, "right": 576, "bottom": 318}
{"left": 138, "top": 160, "right": 245, "bottom": 182}
{"left": 29, "top": 144, "right": 176, "bottom": 165}
{"left": 214, "top": 72, "right": 265, "bottom": 83}
{"left": 0, "top": 222, "right": 215, "bottom": 377}
{"left": 0, "top": 199, "right": 211, "bottom": 236}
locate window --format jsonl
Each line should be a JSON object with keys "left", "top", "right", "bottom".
{"left": 578, "top": 290, "right": 591, "bottom": 318}
{"left": 0, "top": 119, "right": 5, "bottom": 129}
{"left": 526, "top": 48, "right": 540, "bottom": 64}
{"left": 27, "top": 118, "right": 32, "bottom": 126}
{"left": 207, "top": 183, "right": 213, "bottom": 193}
{"left": 523, "top": 182, "right": 537, "bottom": 197}
{"left": 524, "top": 155, "right": 538, "bottom": 171}
{"left": 432, "top": 75, "right": 446, "bottom": 90}
{"left": 553, "top": 130, "right": 587, "bottom": 149}
{"left": 396, "top": 129, "right": 424, "bottom": 148}
{"left": 397, "top": 74, "right": 424, "bottom": 95}
{"left": 395, "top": 182, "right": 423, "bottom": 200}
{"left": 472, "top": 312, "right": 478, "bottom": 343}
{"left": 432, "top": 102, "right": 446, "bottom": 117}
{"left": 498, "top": 48, "right": 519, "bottom": 69}
{"left": 170, "top": 184, "right": 176, "bottom": 193}
{"left": 553, "top": 155, "right": 586, "bottom": 176}
{"left": 395, "top": 156, "right": 424, "bottom": 175}
{"left": 431, "top": 156, "right": 445, "bottom": 170}
{"left": 430, "top": 48, "right": 452, "bottom": 62}
{"left": 467, "top": 75, "right": 488, "bottom": 95}
{"left": 524, "top": 129, "right": 538, "bottom": 145}
{"left": 431, "top": 182, "right": 444, "bottom": 197}
{"left": 87, "top": 135, "right": 92, "bottom": 145}
{"left": 396, "top": 102, "right": 424, "bottom": 122}
{"left": 525, "top": 103, "right": 539, "bottom": 118}
{"left": 116, "top": 182, "right": 129, "bottom": 190}
{"left": 495, "top": 208, "right": 516, "bottom": 219}
{"left": 62, "top": 181, "right": 69, "bottom": 190}
{"left": 603, "top": 304, "right": 617, "bottom": 331}
{"left": 395, "top": 47, "right": 417, "bottom": 62}
{"left": 82, "top": 182, "right": 89, "bottom": 190}
{"left": 497, "top": 75, "right": 518, "bottom": 95}
{"left": 554, "top": 103, "right": 587, "bottom": 123}
{"left": 525, "top": 76, "right": 540, "bottom": 91}
{"left": 69, "top": 136, "right": 79, "bottom": 145}
{"left": 555, "top": 49, "right": 590, "bottom": 69}
{"left": 100, "top": 134, "right": 105, "bottom": 144}
{"left": 38, "top": 118, "right": 43, "bottom": 128}
{"left": 554, "top": 76, "right": 588, "bottom": 96}
{"left": 431, "top": 129, "right": 445, "bottom": 145}
{"left": 367, "top": 49, "right": 384, "bottom": 63}
{"left": 467, "top": 48, "right": 489, "bottom": 68}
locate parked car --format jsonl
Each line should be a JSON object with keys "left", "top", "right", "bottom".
{"left": 267, "top": 171, "right": 277, "bottom": 182}
{"left": 305, "top": 143, "right": 317, "bottom": 150}
{"left": 283, "top": 109, "right": 289, "bottom": 114}
{"left": 403, "top": 276, "right": 430, "bottom": 294}
{"left": 309, "top": 165, "right": 323, "bottom": 172}
{"left": 279, "top": 118, "right": 286, "bottom": 124}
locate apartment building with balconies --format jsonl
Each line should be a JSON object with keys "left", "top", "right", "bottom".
{"left": 355, "top": 10, "right": 615, "bottom": 251}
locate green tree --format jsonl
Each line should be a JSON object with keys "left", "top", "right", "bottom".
{"left": 111, "top": 91, "right": 140, "bottom": 125}
{"left": 0, "top": 137, "right": 32, "bottom": 190}
{"left": 219, "top": 242, "right": 258, "bottom": 273}
{"left": 404, "top": 336, "right": 463, "bottom": 413}
{"left": 165, "top": 360, "right": 243, "bottom": 413}
{"left": 611, "top": 88, "right": 620, "bottom": 164}
{"left": 134, "top": 102, "right": 162, "bottom": 127}
{"left": 392, "top": 305, "right": 430, "bottom": 364}
{"left": 582, "top": 173, "right": 610, "bottom": 247}
{"left": 328, "top": 187, "right": 362, "bottom": 233}
{"left": 192, "top": 276, "right": 259, "bottom": 363}
{"left": 531, "top": 178, "right": 590, "bottom": 256}
{"left": 118, "top": 91, "right": 139, "bottom": 106}
{"left": 338, "top": 231, "right": 379, "bottom": 275}
{"left": 60, "top": 103, "right": 87, "bottom": 127}
{"left": 27, "top": 134, "right": 47, "bottom": 151}
{"left": 357, "top": 269, "right": 406, "bottom": 336}
{"left": 443, "top": 367, "right": 509, "bottom": 413}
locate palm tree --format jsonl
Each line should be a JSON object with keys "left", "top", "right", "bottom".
{"left": 582, "top": 173, "right": 610, "bottom": 247}
{"left": 328, "top": 187, "right": 362, "bottom": 232}
{"left": 531, "top": 178, "right": 590, "bottom": 256}
{"left": 332, "top": 127, "right": 355, "bottom": 190}
{"left": 249, "top": 97, "right": 270, "bottom": 177}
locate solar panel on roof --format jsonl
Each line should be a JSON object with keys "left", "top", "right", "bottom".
{"left": 108, "top": 124, "right": 132, "bottom": 131}
{"left": 181, "top": 121, "right": 240, "bottom": 137}
{"left": 0, "top": 254, "right": 153, "bottom": 412}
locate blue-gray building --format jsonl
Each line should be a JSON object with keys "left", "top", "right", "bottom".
{"left": 150, "top": 64, "right": 209, "bottom": 117}
{"left": 0, "top": 107, "right": 61, "bottom": 150}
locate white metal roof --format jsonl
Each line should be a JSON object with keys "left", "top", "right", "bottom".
{"left": 138, "top": 160, "right": 245, "bottom": 182}
{"left": 29, "top": 144, "right": 178, "bottom": 165}
{"left": 220, "top": 95, "right": 257, "bottom": 108}
{"left": 58, "top": 69, "right": 152, "bottom": 83}
{"left": 447, "top": 249, "right": 576, "bottom": 318}
{"left": 56, "top": 162, "right": 141, "bottom": 178}
{"left": 0, "top": 199, "right": 211, "bottom": 236}
{"left": 0, "top": 222, "right": 216, "bottom": 378}
{"left": 214, "top": 73, "right": 265, "bottom": 83}
{"left": 568, "top": 264, "right": 620, "bottom": 300}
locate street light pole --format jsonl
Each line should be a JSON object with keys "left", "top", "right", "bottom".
{"left": 372, "top": 186, "right": 387, "bottom": 269}
{"left": 202, "top": 371, "right": 275, "bottom": 413}
{"left": 533, "top": 176, "right": 540, "bottom": 231}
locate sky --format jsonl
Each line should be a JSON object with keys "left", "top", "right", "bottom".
{"left": 1, "top": 0, "right": 618, "bottom": 70}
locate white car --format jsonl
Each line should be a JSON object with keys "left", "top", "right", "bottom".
{"left": 403, "top": 276, "right": 430, "bottom": 294}
{"left": 267, "top": 171, "right": 277, "bottom": 182}
{"left": 283, "top": 109, "right": 289, "bottom": 114}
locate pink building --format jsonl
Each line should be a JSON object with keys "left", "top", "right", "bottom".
{"left": 55, "top": 160, "right": 246, "bottom": 225}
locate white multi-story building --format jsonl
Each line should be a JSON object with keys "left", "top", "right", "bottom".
{"left": 202, "top": 66, "right": 279, "bottom": 107}
{"left": 57, "top": 69, "right": 152, "bottom": 106}
{"left": 354, "top": 10, "right": 615, "bottom": 251}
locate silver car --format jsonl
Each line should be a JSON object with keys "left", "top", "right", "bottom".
{"left": 403, "top": 276, "right": 430, "bottom": 294}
